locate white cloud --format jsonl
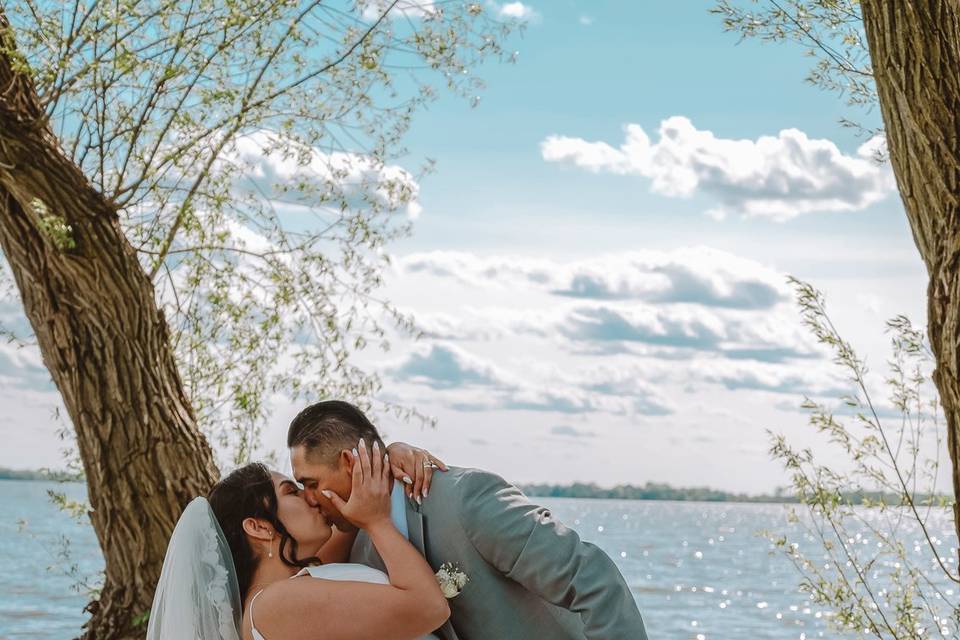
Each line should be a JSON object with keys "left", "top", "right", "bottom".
{"left": 397, "top": 247, "right": 791, "bottom": 309}
{"left": 0, "top": 383, "right": 67, "bottom": 470}
{"left": 394, "top": 248, "right": 818, "bottom": 362}
{"left": 548, "top": 304, "right": 817, "bottom": 361}
{"left": 696, "top": 359, "right": 850, "bottom": 396}
{"left": 550, "top": 424, "right": 596, "bottom": 437}
{"left": 540, "top": 116, "right": 895, "bottom": 221}
{"left": 387, "top": 342, "right": 673, "bottom": 416}
{"left": 572, "top": 363, "right": 674, "bottom": 415}
{"left": 227, "top": 129, "right": 422, "bottom": 219}
{"left": 405, "top": 297, "right": 819, "bottom": 364}
{"left": 0, "top": 340, "right": 50, "bottom": 390}
{"left": 388, "top": 343, "right": 507, "bottom": 389}
{"left": 0, "top": 290, "right": 49, "bottom": 391}
{"left": 409, "top": 310, "right": 507, "bottom": 341}
{"left": 490, "top": 1, "right": 539, "bottom": 21}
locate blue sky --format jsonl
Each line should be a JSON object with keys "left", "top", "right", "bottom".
{"left": 0, "top": 1, "right": 940, "bottom": 494}
{"left": 367, "top": 0, "right": 933, "bottom": 493}
{"left": 399, "top": 0, "right": 891, "bottom": 247}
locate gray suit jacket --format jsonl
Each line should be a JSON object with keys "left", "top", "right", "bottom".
{"left": 349, "top": 466, "right": 648, "bottom": 640}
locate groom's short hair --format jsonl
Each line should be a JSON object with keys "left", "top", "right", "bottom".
{"left": 287, "top": 400, "right": 386, "bottom": 465}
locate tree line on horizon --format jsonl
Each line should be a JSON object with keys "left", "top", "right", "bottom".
{"left": 4, "top": 466, "right": 948, "bottom": 507}
{"left": 520, "top": 481, "right": 952, "bottom": 506}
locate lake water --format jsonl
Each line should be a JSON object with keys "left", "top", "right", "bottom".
{"left": 2, "top": 479, "right": 958, "bottom": 639}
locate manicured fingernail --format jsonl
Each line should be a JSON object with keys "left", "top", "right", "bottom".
{"left": 402, "top": 476, "right": 413, "bottom": 484}
{"left": 320, "top": 490, "right": 332, "bottom": 498}
{"left": 373, "top": 441, "right": 379, "bottom": 452}
{"left": 384, "top": 453, "right": 389, "bottom": 463}
{"left": 416, "top": 495, "right": 422, "bottom": 505}
{"left": 358, "top": 439, "right": 366, "bottom": 448}
{"left": 352, "top": 448, "right": 359, "bottom": 457}
{"left": 423, "top": 488, "right": 429, "bottom": 498}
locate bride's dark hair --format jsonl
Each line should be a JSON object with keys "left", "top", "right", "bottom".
{"left": 208, "top": 463, "right": 320, "bottom": 600}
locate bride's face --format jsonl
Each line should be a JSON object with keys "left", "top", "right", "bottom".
{"left": 269, "top": 471, "right": 333, "bottom": 557}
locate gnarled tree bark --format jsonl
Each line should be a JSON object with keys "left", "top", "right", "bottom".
{"left": 0, "top": 9, "right": 219, "bottom": 639}
{"left": 860, "top": 1, "right": 960, "bottom": 561}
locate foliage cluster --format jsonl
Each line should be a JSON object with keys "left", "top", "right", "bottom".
{"left": 0, "top": 0, "right": 521, "bottom": 464}
{"left": 766, "top": 279, "right": 957, "bottom": 639}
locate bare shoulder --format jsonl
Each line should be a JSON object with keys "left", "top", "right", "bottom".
{"left": 245, "top": 574, "right": 349, "bottom": 640}
{"left": 242, "top": 572, "right": 445, "bottom": 640}
{"left": 252, "top": 574, "right": 336, "bottom": 619}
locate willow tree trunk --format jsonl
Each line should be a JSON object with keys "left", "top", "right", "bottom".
{"left": 860, "top": 1, "right": 960, "bottom": 561}
{"left": 0, "top": 12, "right": 219, "bottom": 640}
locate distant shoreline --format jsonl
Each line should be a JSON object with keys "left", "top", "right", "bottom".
{"left": 5, "top": 468, "right": 944, "bottom": 505}
{"left": 1, "top": 468, "right": 792, "bottom": 501}
{"left": 519, "top": 482, "right": 952, "bottom": 506}
{"left": 519, "top": 482, "right": 797, "bottom": 503}
{"left": 0, "top": 468, "right": 79, "bottom": 482}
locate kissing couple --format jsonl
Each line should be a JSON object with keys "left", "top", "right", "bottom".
{"left": 147, "top": 400, "right": 648, "bottom": 639}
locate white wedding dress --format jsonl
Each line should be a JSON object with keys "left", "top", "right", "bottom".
{"left": 249, "top": 563, "right": 441, "bottom": 640}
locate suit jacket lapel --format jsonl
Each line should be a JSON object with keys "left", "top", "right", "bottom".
{"left": 353, "top": 531, "right": 387, "bottom": 573}
{"left": 405, "top": 499, "right": 426, "bottom": 555}
{"left": 404, "top": 501, "right": 461, "bottom": 640}
{"left": 354, "top": 498, "right": 460, "bottom": 640}
{"left": 352, "top": 495, "right": 421, "bottom": 574}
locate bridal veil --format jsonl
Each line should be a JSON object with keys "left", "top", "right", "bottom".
{"left": 146, "top": 497, "right": 242, "bottom": 640}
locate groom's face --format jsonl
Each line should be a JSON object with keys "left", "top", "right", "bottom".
{"left": 290, "top": 444, "right": 355, "bottom": 530}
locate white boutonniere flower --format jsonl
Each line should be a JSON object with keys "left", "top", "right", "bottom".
{"left": 435, "top": 562, "right": 469, "bottom": 598}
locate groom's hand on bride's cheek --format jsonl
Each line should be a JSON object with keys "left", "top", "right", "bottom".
{"left": 385, "top": 441, "right": 448, "bottom": 505}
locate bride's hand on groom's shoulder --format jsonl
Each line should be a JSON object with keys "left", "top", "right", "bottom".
{"left": 322, "top": 439, "right": 393, "bottom": 531}
{"left": 385, "top": 441, "right": 448, "bottom": 504}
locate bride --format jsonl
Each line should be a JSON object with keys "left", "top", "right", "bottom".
{"left": 147, "top": 440, "right": 449, "bottom": 640}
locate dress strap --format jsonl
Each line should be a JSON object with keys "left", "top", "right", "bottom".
{"left": 249, "top": 590, "right": 267, "bottom": 640}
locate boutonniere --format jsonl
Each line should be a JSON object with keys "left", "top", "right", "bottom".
{"left": 435, "top": 562, "right": 469, "bottom": 598}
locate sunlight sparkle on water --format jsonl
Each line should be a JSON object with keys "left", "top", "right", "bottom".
{"left": 4, "top": 485, "right": 959, "bottom": 640}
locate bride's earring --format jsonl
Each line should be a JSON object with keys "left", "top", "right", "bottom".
{"left": 267, "top": 536, "right": 274, "bottom": 559}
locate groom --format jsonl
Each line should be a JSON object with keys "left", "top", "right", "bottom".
{"left": 288, "top": 400, "right": 648, "bottom": 640}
